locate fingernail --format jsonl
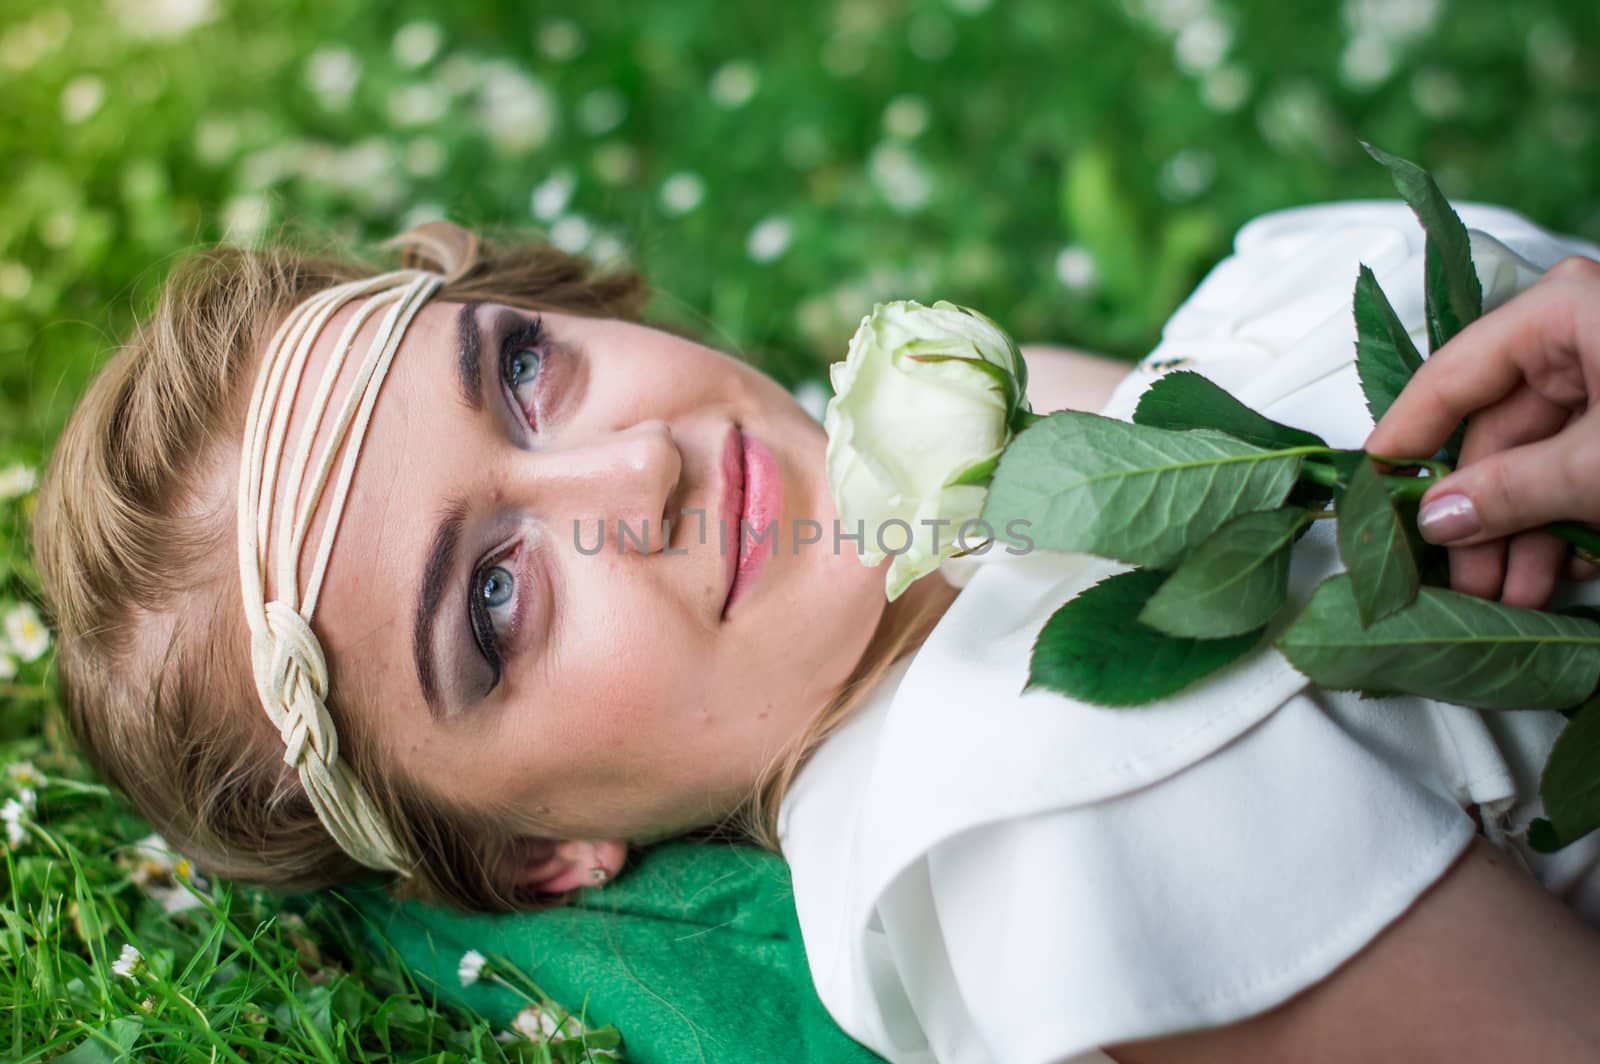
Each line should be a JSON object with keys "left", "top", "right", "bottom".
{"left": 1417, "top": 493, "right": 1481, "bottom": 544}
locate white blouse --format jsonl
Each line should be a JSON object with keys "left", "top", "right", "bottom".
{"left": 778, "top": 201, "right": 1600, "bottom": 1064}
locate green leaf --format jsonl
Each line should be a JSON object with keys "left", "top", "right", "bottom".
{"left": 1138, "top": 508, "right": 1307, "bottom": 639}
{"left": 57, "top": 1019, "right": 143, "bottom": 1064}
{"left": 982, "top": 411, "right": 1307, "bottom": 569}
{"left": 1133, "top": 370, "right": 1326, "bottom": 450}
{"left": 1532, "top": 695, "right": 1600, "bottom": 851}
{"left": 1352, "top": 264, "right": 1426, "bottom": 423}
{"left": 1277, "top": 576, "right": 1600, "bottom": 710}
{"left": 1336, "top": 457, "right": 1421, "bottom": 626}
{"left": 1030, "top": 569, "right": 1264, "bottom": 706}
{"left": 1362, "top": 141, "right": 1483, "bottom": 351}
{"left": 945, "top": 452, "right": 1001, "bottom": 487}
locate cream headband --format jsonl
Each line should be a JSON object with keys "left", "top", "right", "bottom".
{"left": 237, "top": 263, "right": 448, "bottom": 875}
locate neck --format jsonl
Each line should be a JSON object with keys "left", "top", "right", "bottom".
{"left": 866, "top": 568, "right": 961, "bottom": 674}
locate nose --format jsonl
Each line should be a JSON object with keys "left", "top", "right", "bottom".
{"left": 528, "top": 420, "right": 682, "bottom": 555}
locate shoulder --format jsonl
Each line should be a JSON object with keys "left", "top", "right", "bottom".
{"left": 1107, "top": 837, "right": 1600, "bottom": 1063}
{"left": 1019, "top": 344, "right": 1134, "bottom": 415}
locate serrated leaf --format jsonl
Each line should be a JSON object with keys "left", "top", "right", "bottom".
{"left": 1030, "top": 568, "right": 1263, "bottom": 706}
{"left": 1139, "top": 508, "right": 1307, "bottom": 638}
{"left": 1133, "top": 370, "right": 1326, "bottom": 450}
{"left": 982, "top": 411, "right": 1306, "bottom": 568}
{"left": 1533, "top": 695, "right": 1600, "bottom": 851}
{"left": 1363, "top": 141, "right": 1482, "bottom": 352}
{"left": 1277, "top": 575, "right": 1600, "bottom": 710}
{"left": 1352, "top": 264, "right": 1425, "bottom": 423}
{"left": 1337, "top": 457, "right": 1421, "bottom": 626}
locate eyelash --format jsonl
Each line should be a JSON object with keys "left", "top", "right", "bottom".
{"left": 498, "top": 316, "right": 549, "bottom": 429}
{"left": 469, "top": 316, "right": 552, "bottom": 690}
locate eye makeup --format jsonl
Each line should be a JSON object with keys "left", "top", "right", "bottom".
{"left": 497, "top": 316, "right": 550, "bottom": 430}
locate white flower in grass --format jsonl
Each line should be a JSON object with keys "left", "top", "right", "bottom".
{"left": 537, "top": 18, "right": 585, "bottom": 62}
{"left": 0, "top": 262, "right": 32, "bottom": 302}
{"left": 2, "top": 798, "right": 26, "bottom": 848}
{"left": 746, "top": 217, "right": 793, "bottom": 263}
{"left": 387, "top": 81, "right": 449, "bottom": 127}
{"left": 4, "top": 603, "right": 50, "bottom": 662}
{"left": 474, "top": 62, "right": 556, "bottom": 155}
{"left": 4, "top": 761, "right": 43, "bottom": 789}
{"left": 549, "top": 216, "right": 593, "bottom": 255}
{"left": 659, "top": 172, "right": 705, "bottom": 216}
{"left": 0, "top": 656, "right": 15, "bottom": 681}
{"left": 108, "top": 0, "right": 215, "bottom": 41}
{"left": 60, "top": 76, "right": 104, "bottom": 124}
{"left": 531, "top": 169, "right": 577, "bottom": 221}
{"left": 458, "top": 949, "right": 487, "bottom": 987}
{"left": 112, "top": 943, "right": 143, "bottom": 979}
{"left": 305, "top": 47, "right": 361, "bottom": 111}
{"left": 882, "top": 94, "right": 931, "bottom": 140}
{"left": 512, "top": 1002, "right": 582, "bottom": 1042}
{"left": 393, "top": 21, "right": 444, "bottom": 69}
{"left": 709, "top": 60, "right": 759, "bottom": 109}
{"left": 125, "top": 833, "right": 210, "bottom": 914}
{"left": 869, "top": 143, "right": 934, "bottom": 213}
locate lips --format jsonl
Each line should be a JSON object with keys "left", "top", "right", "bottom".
{"left": 719, "top": 425, "right": 745, "bottom": 616}
{"left": 722, "top": 429, "right": 781, "bottom": 619}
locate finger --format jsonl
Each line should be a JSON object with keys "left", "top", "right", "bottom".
{"left": 1452, "top": 384, "right": 1572, "bottom": 471}
{"left": 1500, "top": 530, "right": 1566, "bottom": 611}
{"left": 1447, "top": 540, "right": 1506, "bottom": 602}
{"left": 1365, "top": 268, "right": 1592, "bottom": 460}
{"left": 1417, "top": 410, "right": 1600, "bottom": 546}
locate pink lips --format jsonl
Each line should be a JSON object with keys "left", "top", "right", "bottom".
{"left": 720, "top": 426, "right": 781, "bottom": 620}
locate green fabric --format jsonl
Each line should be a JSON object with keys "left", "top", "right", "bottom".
{"left": 349, "top": 839, "right": 884, "bottom": 1064}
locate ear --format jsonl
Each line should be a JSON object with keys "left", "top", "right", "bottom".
{"left": 504, "top": 838, "right": 629, "bottom": 896}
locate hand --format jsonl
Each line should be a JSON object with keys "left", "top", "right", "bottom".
{"left": 1365, "top": 256, "right": 1600, "bottom": 610}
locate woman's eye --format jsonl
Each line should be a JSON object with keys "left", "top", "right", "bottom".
{"left": 508, "top": 350, "right": 540, "bottom": 387}
{"left": 499, "top": 317, "right": 548, "bottom": 427}
{"left": 470, "top": 563, "right": 517, "bottom": 680}
{"left": 479, "top": 565, "right": 515, "bottom": 612}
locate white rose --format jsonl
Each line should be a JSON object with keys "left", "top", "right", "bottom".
{"left": 1468, "top": 229, "right": 1546, "bottom": 311}
{"left": 824, "top": 300, "right": 1032, "bottom": 601}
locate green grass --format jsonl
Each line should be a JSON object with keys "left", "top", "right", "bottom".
{"left": 2, "top": 0, "right": 1599, "bottom": 1057}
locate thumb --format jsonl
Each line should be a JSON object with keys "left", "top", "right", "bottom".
{"left": 1418, "top": 418, "right": 1600, "bottom": 545}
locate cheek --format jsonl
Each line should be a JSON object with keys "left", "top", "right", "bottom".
{"left": 546, "top": 567, "right": 710, "bottom": 739}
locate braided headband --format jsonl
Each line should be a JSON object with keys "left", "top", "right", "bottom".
{"left": 237, "top": 266, "right": 446, "bottom": 875}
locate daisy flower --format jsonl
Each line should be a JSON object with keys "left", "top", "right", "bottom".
{"left": 112, "top": 943, "right": 143, "bottom": 979}
{"left": 3, "top": 603, "right": 50, "bottom": 663}
{"left": 458, "top": 948, "right": 487, "bottom": 987}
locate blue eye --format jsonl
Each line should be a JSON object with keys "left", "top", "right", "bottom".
{"left": 507, "top": 350, "right": 540, "bottom": 386}
{"left": 469, "top": 563, "right": 517, "bottom": 689}
{"left": 499, "top": 317, "right": 547, "bottom": 426}
{"left": 479, "top": 566, "right": 514, "bottom": 609}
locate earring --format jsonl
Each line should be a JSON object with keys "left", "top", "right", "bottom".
{"left": 588, "top": 866, "right": 609, "bottom": 884}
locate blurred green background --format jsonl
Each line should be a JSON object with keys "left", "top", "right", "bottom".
{"left": 2, "top": 0, "right": 1597, "bottom": 460}
{"left": 2, "top": 1, "right": 1599, "bottom": 1058}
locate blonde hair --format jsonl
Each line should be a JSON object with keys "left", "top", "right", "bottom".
{"left": 32, "top": 223, "right": 950, "bottom": 911}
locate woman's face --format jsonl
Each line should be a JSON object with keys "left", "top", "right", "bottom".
{"left": 280, "top": 298, "right": 889, "bottom": 843}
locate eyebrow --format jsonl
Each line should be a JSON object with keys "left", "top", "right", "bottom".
{"left": 456, "top": 301, "right": 483, "bottom": 410}
{"left": 413, "top": 498, "right": 469, "bottom": 719}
